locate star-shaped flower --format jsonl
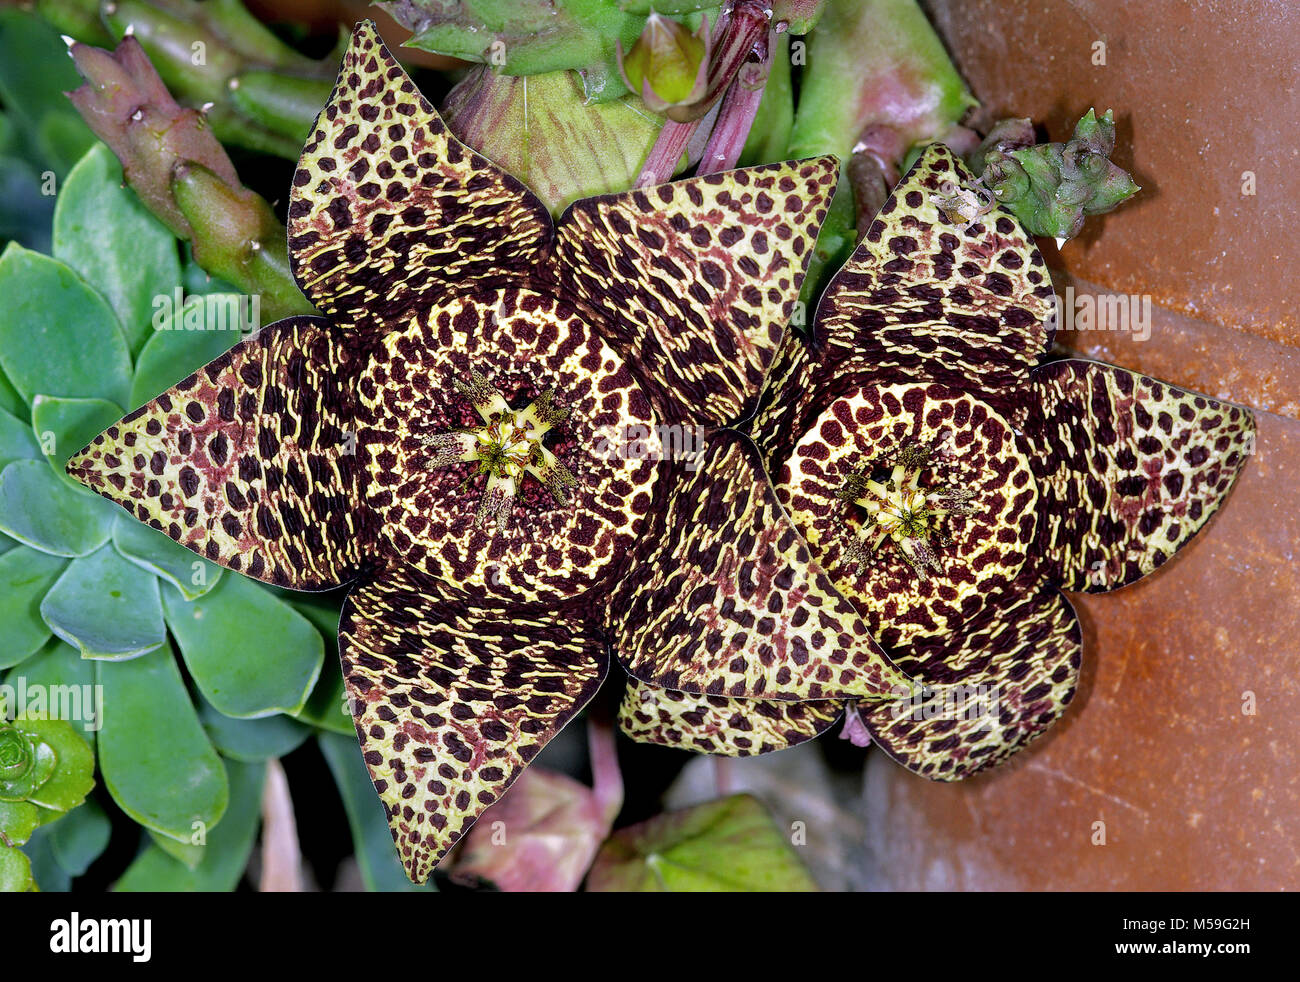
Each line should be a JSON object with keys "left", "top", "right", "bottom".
{"left": 66, "top": 21, "right": 910, "bottom": 881}
{"left": 620, "top": 145, "right": 1254, "bottom": 780}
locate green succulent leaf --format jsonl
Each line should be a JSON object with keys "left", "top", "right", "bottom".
{"left": 48, "top": 796, "right": 110, "bottom": 877}
{"left": 0, "top": 459, "right": 117, "bottom": 557}
{"left": 0, "top": 843, "right": 35, "bottom": 892}
{"left": 148, "top": 828, "right": 205, "bottom": 870}
{"left": 0, "top": 372, "right": 22, "bottom": 421}
{"left": 40, "top": 545, "right": 166, "bottom": 661}
{"left": 586, "top": 794, "right": 818, "bottom": 892}
{"left": 112, "top": 516, "right": 222, "bottom": 601}
{"left": 0, "top": 799, "right": 40, "bottom": 847}
{"left": 30, "top": 395, "right": 124, "bottom": 485}
{"left": 319, "top": 732, "right": 433, "bottom": 892}
{"left": 114, "top": 759, "right": 264, "bottom": 892}
{"left": 390, "top": 0, "right": 709, "bottom": 102}
{"left": 19, "top": 719, "right": 94, "bottom": 813}
{"left": 0, "top": 546, "right": 66, "bottom": 668}
{"left": 287, "top": 598, "right": 352, "bottom": 736}
{"left": 5, "top": 639, "right": 98, "bottom": 750}
{"left": 128, "top": 293, "right": 245, "bottom": 410}
{"left": 0, "top": 7, "right": 95, "bottom": 174}
{"left": 162, "top": 575, "right": 323, "bottom": 719}
{"left": 0, "top": 243, "right": 132, "bottom": 408}
{"left": 199, "top": 700, "right": 310, "bottom": 763}
{"left": 96, "top": 643, "right": 229, "bottom": 843}
{"left": 53, "top": 143, "right": 182, "bottom": 354}
{"left": 0, "top": 404, "right": 41, "bottom": 471}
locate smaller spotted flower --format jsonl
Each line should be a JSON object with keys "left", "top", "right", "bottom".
{"left": 66, "top": 21, "right": 910, "bottom": 882}
{"left": 622, "top": 144, "right": 1254, "bottom": 780}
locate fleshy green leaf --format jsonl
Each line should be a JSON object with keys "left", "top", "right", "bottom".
{"left": 0, "top": 404, "right": 40, "bottom": 471}
{"left": 96, "top": 644, "right": 228, "bottom": 843}
{"left": 53, "top": 143, "right": 182, "bottom": 354}
{"left": 48, "top": 796, "right": 110, "bottom": 877}
{"left": 148, "top": 829, "right": 205, "bottom": 870}
{"left": 289, "top": 598, "right": 352, "bottom": 736}
{"left": 0, "top": 459, "right": 116, "bottom": 557}
{"left": 40, "top": 545, "right": 166, "bottom": 660}
{"left": 20, "top": 719, "right": 94, "bottom": 813}
{"left": 586, "top": 794, "right": 819, "bottom": 892}
{"left": 0, "top": 843, "right": 34, "bottom": 891}
{"left": 128, "top": 293, "right": 245, "bottom": 410}
{"left": 0, "top": 799, "right": 40, "bottom": 846}
{"left": 114, "top": 759, "right": 264, "bottom": 892}
{"left": 0, "top": 243, "right": 132, "bottom": 407}
{"left": 112, "top": 515, "right": 222, "bottom": 601}
{"left": 29, "top": 395, "right": 124, "bottom": 484}
{"left": 319, "top": 732, "right": 433, "bottom": 892}
{"left": 162, "top": 575, "right": 323, "bottom": 719}
{"left": 0, "top": 372, "right": 22, "bottom": 422}
{"left": 199, "top": 700, "right": 310, "bottom": 763}
{"left": 5, "top": 639, "right": 99, "bottom": 749}
{"left": 0, "top": 546, "right": 66, "bottom": 668}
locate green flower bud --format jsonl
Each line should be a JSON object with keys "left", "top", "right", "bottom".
{"left": 617, "top": 13, "right": 710, "bottom": 114}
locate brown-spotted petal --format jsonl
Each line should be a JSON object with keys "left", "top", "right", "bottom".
{"left": 339, "top": 563, "right": 607, "bottom": 883}
{"left": 357, "top": 286, "right": 661, "bottom": 602}
{"left": 608, "top": 428, "right": 910, "bottom": 701}
{"left": 67, "top": 316, "right": 362, "bottom": 590}
{"left": 1026, "top": 359, "right": 1255, "bottom": 592}
{"left": 552, "top": 156, "right": 838, "bottom": 427}
{"left": 619, "top": 678, "right": 843, "bottom": 757}
{"left": 856, "top": 575, "right": 1082, "bottom": 780}
{"left": 811, "top": 144, "right": 1056, "bottom": 414}
{"left": 289, "top": 20, "right": 552, "bottom": 327}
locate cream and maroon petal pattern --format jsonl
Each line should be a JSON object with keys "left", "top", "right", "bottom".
{"left": 775, "top": 380, "right": 1038, "bottom": 649}
{"left": 619, "top": 678, "right": 843, "bottom": 756}
{"left": 856, "top": 575, "right": 1081, "bottom": 781}
{"left": 552, "top": 156, "right": 838, "bottom": 426}
{"left": 68, "top": 316, "right": 362, "bottom": 589}
{"left": 1027, "top": 359, "right": 1254, "bottom": 592}
{"left": 339, "top": 564, "right": 607, "bottom": 883}
{"left": 356, "top": 286, "right": 661, "bottom": 602}
{"left": 288, "top": 20, "right": 552, "bottom": 326}
{"left": 811, "top": 144, "right": 1055, "bottom": 413}
{"left": 608, "top": 429, "right": 910, "bottom": 701}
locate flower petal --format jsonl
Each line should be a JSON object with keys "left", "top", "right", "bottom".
{"left": 339, "top": 564, "right": 607, "bottom": 883}
{"left": 619, "top": 678, "right": 843, "bottom": 756}
{"left": 288, "top": 20, "right": 551, "bottom": 326}
{"left": 608, "top": 429, "right": 909, "bottom": 701}
{"left": 553, "top": 156, "right": 839, "bottom": 425}
{"left": 66, "top": 316, "right": 362, "bottom": 590}
{"left": 856, "top": 577, "right": 1081, "bottom": 780}
{"left": 812, "top": 144, "right": 1056, "bottom": 413}
{"left": 1027, "top": 359, "right": 1255, "bottom": 592}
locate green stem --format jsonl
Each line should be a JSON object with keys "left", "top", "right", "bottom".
{"left": 36, "top": 0, "right": 333, "bottom": 159}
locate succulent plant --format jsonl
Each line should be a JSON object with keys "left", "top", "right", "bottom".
{"left": 66, "top": 21, "right": 923, "bottom": 884}
{"left": 0, "top": 718, "right": 95, "bottom": 891}
{"left": 42, "top": 0, "right": 336, "bottom": 158}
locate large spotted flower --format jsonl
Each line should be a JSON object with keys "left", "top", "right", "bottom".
{"left": 622, "top": 144, "right": 1254, "bottom": 780}
{"left": 65, "top": 21, "right": 910, "bottom": 881}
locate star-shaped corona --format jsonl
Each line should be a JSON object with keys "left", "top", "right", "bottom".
{"left": 65, "top": 21, "right": 912, "bottom": 882}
